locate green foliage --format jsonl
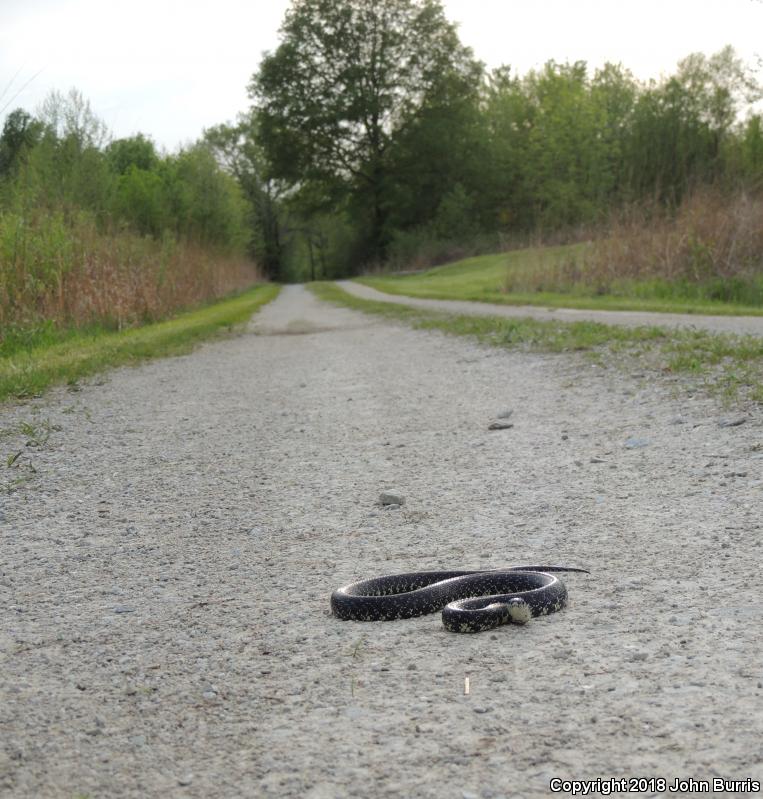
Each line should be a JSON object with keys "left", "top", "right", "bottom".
{"left": 0, "top": 90, "right": 262, "bottom": 338}
{"left": 113, "top": 166, "right": 167, "bottom": 236}
{"left": 0, "top": 109, "right": 44, "bottom": 176}
{"left": 166, "top": 144, "right": 250, "bottom": 249}
{"left": 106, "top": 134, "right": 159, "bottom": 174}
{"left": 251, "top": 0, "right": 483, "bottom": 262}
{"left": 734, "top": 115, "right": 763, "bottom": 180}
{"left": 0, "top": 90, "right": 253, "bottom": 253}
{"left": 245, "top": 3, "right": 762, "bottom": 278}
{"left": 205, "top": 113, "right": 287, "bottom": 278}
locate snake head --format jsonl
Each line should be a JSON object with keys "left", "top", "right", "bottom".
{"left": 506, "top": 598, "right": 532, "bottom": 625}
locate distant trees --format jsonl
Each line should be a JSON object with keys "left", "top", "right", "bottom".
{"left": 0, "top": 91, "right": 261, "bottom": 333}
{"left": 0, "top": 109, "right": 44, "bottom": 175}
{"left": 205, "top": 112, "right": 286, "bottom": 279}
{"left": 251, "top": 0, "right": 483, "bottom": 263}
{"left": 7, "top": 5, "right": 759, "bottom": 287}
{"left": 0, "top": 90, "right": 251, "bottom": 253}
{"left": 623, "top": 47, "right": 761, "bottom": 202}
{"left": 241, "top": 0, "right": 763, "bottom": 278}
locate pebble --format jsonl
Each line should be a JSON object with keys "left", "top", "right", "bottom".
{"left": 496, "top": 409, "right": 513, "bottom": 419}
{"left": 488, "top": 420, "right": 513, "bottom": 430}
{"left": 472, "top": 706, "right": 492, "bottom": 714}
{"left": 719, "top": 417, "right": 747, "bottom": 428}
{"left": 379, "top": 491, "right": 405, "bottom": 506}
{"left": 590, "top": 457, "right": 606, "bottom": 463}
{"left": 624, "top": 437, "right": 651, "bottom": 449}
{"left": 626, "top": 651, "right": 649, "bottom": 662}
{"left": 113, "top": 606, "right": 136, "bottom": 614}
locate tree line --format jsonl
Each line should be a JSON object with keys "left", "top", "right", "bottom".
{"left": 2, "top": 0, "right": 761, "bottom": 291}
{"left": 0, "top": 90, "right": 259, "bottom": 332}
{"left": 213, "top": 0, "right": 763, "bottom": 281}
{"left": 0, "top": 89, "right": 250, "bottom": 253}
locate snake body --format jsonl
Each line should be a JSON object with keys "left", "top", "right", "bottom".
{"left": 331, "top": 566, "right": 588, "bottom": 633}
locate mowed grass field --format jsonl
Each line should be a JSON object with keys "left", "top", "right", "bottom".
{"left": 359, "top": 244, "right": 763, "bottom": 316}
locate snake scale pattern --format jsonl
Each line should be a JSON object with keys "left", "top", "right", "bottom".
{"left": 331, "top": 566, "right": 589, "bottom": 633}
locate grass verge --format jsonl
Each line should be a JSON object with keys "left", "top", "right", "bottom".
{"left": 309, "top": 281, "right": 763, "bottom": 404}
{"left": 0, "top": 283, "right": 280, "bottom": 403}
{"left": 359, "top": 246, "right": 763, "bottom": 317}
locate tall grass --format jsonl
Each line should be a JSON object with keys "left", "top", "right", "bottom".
{"left": 504, "top": 188, "right": 763, "bottom": 305}
{"left": 586, "top": 189, "right": 763, "bottom": 302}
{"left": 0, "top": 209, "right": 261, "bottom": 335}
{"left": 0, "top": 283, "right": 279, "bottom": 402}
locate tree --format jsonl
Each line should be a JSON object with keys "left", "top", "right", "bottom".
{"left": 250, "top": 0, "right": 482, "bottom": 263}
{"left": 0, "top": 108, "right": 44, "bottom": 175}
{"left": 106, "top": 134, "right": 159, "bottom": 175}
{"left": 37, "top": 88, "right": 109, "bottom": 150}
{"left": 205, "top": 113, "right": 287, "bottom": 278}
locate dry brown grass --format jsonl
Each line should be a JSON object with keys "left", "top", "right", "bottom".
{"left": 587, "top": 188, "right": 763, "bottom": 286}
{"left": 504, "top": 188, "right": 763, "bottom": 304}
{"left": 0, "top": 211, "right": 261, "bottom": 331}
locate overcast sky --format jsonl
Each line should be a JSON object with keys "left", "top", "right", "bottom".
{"left": 1, "top": 0, "right": 761, "bottom": 151}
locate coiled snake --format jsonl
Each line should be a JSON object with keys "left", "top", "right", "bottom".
{"left": 331, "top": 566, "right": 589, "bottom": 633}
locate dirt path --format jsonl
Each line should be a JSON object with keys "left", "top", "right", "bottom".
{"left": 1, "top": 284, "right": 762, "bottom": 798}
{"left": 340, "top": 280, "right": 763, "bottom": 337}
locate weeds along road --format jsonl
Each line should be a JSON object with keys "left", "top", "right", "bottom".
{"left": 2, "top": 284, "right": 762, "bottom": 798}
{"left": 341, "top": 280, "right": 763, "bottom": 337}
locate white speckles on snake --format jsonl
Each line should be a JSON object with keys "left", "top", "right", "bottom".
{"left": 331, "top": 566, "right": 589, "bottom": 633}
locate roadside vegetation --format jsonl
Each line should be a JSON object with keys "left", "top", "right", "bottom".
{"left": 359, "top": 236, "right": 763, "bottom": 316}
{"left": 0, "top": 283, "right": 279, "bottom": 403}
{"left": 310, "top": 282, "right": 763, "bottom": 404}
{"left": 228, "top": 0, "right": 763, "bottom": 299}
{"left": 3, "top": 0, "right": 762, "bottom": 388}
{"left": 0, "top": 89, "right": 261, "bottom": 343}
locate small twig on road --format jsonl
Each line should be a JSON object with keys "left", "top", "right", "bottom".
{"left": 188, "top": 597, "right": 237, "bottom": 610}
{"left": 351, "top": 635, "right": 367, "bottom": 659}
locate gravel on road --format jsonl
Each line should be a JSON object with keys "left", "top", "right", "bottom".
{"left": 1, "top": 284, "right": 761, "bottom": 798}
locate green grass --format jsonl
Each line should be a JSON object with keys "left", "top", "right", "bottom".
{"left": 358, "top": 244, "right": 763, "bottom": 316}
{"left": 309, "top": 281, "right": 763, "bottom": 404}
{"left": 0, "top": 283, "right": 280, "bottom": 402}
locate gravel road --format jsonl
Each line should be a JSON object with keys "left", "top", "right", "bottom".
{"left": 2, "top": 284, "right": 762, "bottom": 798}
{"left": 340, "top": 280, "right": 763, "bottom": 337}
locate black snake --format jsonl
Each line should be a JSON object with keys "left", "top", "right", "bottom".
{"left": 331, "top": 566, "right": 589, "bottom": 633}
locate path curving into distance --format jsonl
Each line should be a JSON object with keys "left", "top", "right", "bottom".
{"left": 2, "top": 284, "right": 761, "bottom": 798}
{"left": 340, "top": 280, "right": 763, "bottom": 337}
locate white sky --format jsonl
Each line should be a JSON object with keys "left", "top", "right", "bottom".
{"left": 1, "top": 0, "right": 761, "bottom": 151}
